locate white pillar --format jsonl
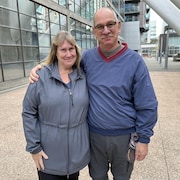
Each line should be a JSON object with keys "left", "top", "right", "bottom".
{"left": 143, "top": 0, "right": 180, "bottom": 35}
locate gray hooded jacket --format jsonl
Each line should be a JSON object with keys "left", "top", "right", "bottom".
{"left": 22, "top": 62, "right": 90, "bottom": 175}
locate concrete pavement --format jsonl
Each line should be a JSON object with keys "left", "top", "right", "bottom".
{"left": 0, "top": 57, "right": 180, "bottom": 180}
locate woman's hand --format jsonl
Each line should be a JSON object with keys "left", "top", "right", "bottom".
{"left": 31, "top": 150, "right": 48, "bottom": 170}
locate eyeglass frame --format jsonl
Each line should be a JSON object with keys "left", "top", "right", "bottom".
{"left": 94, "top": 21, "right": 118, "bottom": 31}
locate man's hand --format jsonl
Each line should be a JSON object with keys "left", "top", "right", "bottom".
{"left": 135, "top": 142, "right": 148, "bottom": 161}
{"left": 31, "top": 150, "right": 48, "bottom": 170}
{"left": 29, "top": 64, "right": 42, "bottom": 83}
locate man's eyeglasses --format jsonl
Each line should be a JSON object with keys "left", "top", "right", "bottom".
{"left": 94, "top": 21, "right": 117, "bottom": 31}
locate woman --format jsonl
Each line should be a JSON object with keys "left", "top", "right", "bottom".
{"left": 22, "top": 31, "right": 90, "bottom": 180}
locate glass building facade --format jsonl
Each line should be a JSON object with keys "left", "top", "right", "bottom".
{"left": 0, "top": 0, "right": 125, "bottom": 90}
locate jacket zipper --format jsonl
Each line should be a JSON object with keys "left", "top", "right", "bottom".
{"left": 68, "top": 88, "right": 73, "bottom": 106}
{"left": 67, "top": 87, "right": 73, "bottom": 177}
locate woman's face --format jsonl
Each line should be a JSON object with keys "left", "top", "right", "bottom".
{"left": 56, "top": 40, "right": 77, "bottom": 69}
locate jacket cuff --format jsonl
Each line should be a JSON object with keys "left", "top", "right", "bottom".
{"left": 138, "top": 137, "right": 150, "bottom": 144}
{"left": 27, "top": 147, "right": 42, "bottom": 154}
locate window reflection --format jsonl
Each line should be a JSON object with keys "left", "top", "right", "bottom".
{"left": 0, "top": 9, "right": 19, "bottom": 28}
{"left": 0, "top": 0, "right": 97, "bottom": 85}
{"left": 0, "top": 0, "right": 17, "bottom": 10}
{"left": 36, "top": 5, "right": 49, "bottom": 21}
{"left": 37, "top": 20, "right": 50, "bottom": 33}
{"left": 3, "top": 63, "right": 24, "bottom": 81}
{"left": 70, "top": 18, "right": 95, "bottom": 52}
{"left": 21, "top": 31, "right": 38, "bottom": 46}
{"left": 52, "top": 0, "right": 58, "bottom": 3}
{"left": 60, "top": 14, "right": 67, "bottom": 30}
{"left": 20, "top": 15, "right": 36, "bottom": 31}
{"left": 23, "top": 47, "right": 39, "bottom": 60}
{"left": 50, "top": 10, "right": 59, "bottom": 23}
{"left": 59, "top": 0, "right": 66, "bottom": 7}
{"left": 24, "top": 61, "right": 39, "bottom": 76}
{"left": 1, "top": 46, "right": 22, "bottom": 63}
{"left": 50, "top": 23, "right": 60, "bottom": 35}
{"left": 39, "top": 47, "right": 50, "bottom": 60}
{"left": 18, "top": 0, "right": 35, "bottom": 16}
{"left": 0, "top": 27, "right": 21, "bottom": 45}
{"left": 38, "top": 33, "right": 50, "bottom": 47}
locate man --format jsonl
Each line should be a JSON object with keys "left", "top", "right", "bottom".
{"left": 30, "top": 7, "right": 158, "bottom": 180}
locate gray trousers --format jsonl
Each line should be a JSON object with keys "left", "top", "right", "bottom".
{"left": 89, "top": 132, "right": 134, "bottom": 180}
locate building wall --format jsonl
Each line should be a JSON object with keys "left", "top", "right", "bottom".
{"left": 124, "top": 0, "right": 150, "bottom": 51}
{"left": 121, "top": 21, "right": 141, "bottom": 51}
{"left": 0, "top": 0, "right": 125, "bottom": 91}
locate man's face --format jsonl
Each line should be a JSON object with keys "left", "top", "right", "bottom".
{"left": 93, "top": 9, "right": 121, "bottom": 50}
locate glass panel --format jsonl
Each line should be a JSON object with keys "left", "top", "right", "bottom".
{"left": 90, "top": 1, "right": 95, "bottom": 21}
{"left": 82, "top": 34, "right": 87, "bottom": 49}
{"left": 50, "top": 23, "right": 60, "bottom": 35}
{"left": 0, "top": 0, "right": 17, "bottom": 10}
{"left": 69, "top": 0, "right": 75, "bottom": 12}
{"left": 50, "top": 10, "right": 59, "bottom": 23}
{"left": 52, "top": 0, "right": 58, "bottom": 3}
{"left": 37, "top": 19, "right": 50, "bottom": 33}
{"left": 3, "top": 63, "right": 24, "bottom": 81}
{"left": 38, "top": 34, "right": 50, "bottom": 47}
{"left": 125, "top": 3, "right": 139, "bottom": 13}
{"left": 39, "top": 47, "right": 50, "bottom": 60}
{"left": 81, "top": 23, "right": 86, "bottom": 33}
{"left": 18, "top": 0, "right": 35, "bottom": 16}
{"left": 20, "top": 14, "right": 37, "bottom": 31}
{"left": 76, "top": 21, "right": 81, "bottom": 32}
{"left": 0, "top": 9, "right": 19, "bottom": 28}
{"left": 75, "top": 4, "right": 80, "bottom": 15}
{"left": 70, "top": 18, "right": 75, "bottom": 34}
{"left": 35, "top": 5, "right": 49, "bottom": 21}
{"left": 1, "top": 46, "right": 23, "bottom": 63}
{"left": 76, "top": 40, "right": 82, "bottom": 48}
{"left": 24, "top": 61, "right": 39, "bottom": 76}
{"left": 23, "top": 47, "right": 39, "bottom": 61}
{"left": 86, "top": 38, "right": 91, "bottom": 49}
{"left": 60, "top": 14, "right": 67, "bottom": 26}
{"left": 75, "top": 0, "right": 80, "bottom": 14}
{"left": 21, "top": 31, "right": 38, "bottom": 46}
{"left": 0, "top": 27, "right": 21, "bottom": 45}
{"left": 76, "top": 30, "right": 81, "bottom": 39}
{"left": 30, "top": 18, "right": 37, "bottom": 32}
{"left": 112, "top": 0, "right": 119, "bottom": 12}
{"left": 59, "top": 0, "right": 66, "bottom": 7}
{"left": 61, "top": 26, "right": 67, "bottom": 31}
{"left": 76, "top": 0, "right": 80, "bottom": 5}
{"left": 60, "top": 14, "right": 67, "bottom": 30}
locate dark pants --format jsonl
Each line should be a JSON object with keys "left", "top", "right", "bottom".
{"left": 38, "top": 171, "right": 79, "bottom": 180}
{"left": 89, "top": 132, "right": 134, "bottom": 180}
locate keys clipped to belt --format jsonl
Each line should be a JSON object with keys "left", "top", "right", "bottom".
{"left": 127, "top": 132, "right": 138, "bottom": 163}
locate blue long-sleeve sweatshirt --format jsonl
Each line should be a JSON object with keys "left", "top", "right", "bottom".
{"left": 81, "top": 43, "right": 158, "bottom": 143}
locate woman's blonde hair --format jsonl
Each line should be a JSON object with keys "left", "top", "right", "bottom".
{"left": 44, "top": 31, "right": 81, "bottom": 70}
